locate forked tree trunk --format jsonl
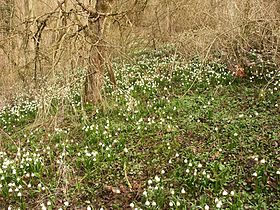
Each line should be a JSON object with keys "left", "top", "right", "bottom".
{"left": 84, "top": 0, "right": 114, "bottom": 104}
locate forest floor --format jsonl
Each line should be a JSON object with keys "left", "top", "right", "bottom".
{"left": 0, "top": 47, "right": 279, "bottom": 209}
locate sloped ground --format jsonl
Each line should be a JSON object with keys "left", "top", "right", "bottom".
{"left": 0, "top": 48, "right": 279, "bottom": 209}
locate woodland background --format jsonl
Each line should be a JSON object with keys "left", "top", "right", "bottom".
{"left": 1, "top": 0, "right": 280, "bottom": 103}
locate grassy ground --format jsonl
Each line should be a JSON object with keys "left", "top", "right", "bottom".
{"left": 0, "top": 48, "right": 279, "bottom": 209}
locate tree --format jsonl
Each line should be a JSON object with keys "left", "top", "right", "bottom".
{"left": 76, "top": 0, "right": 114, "bottom": 104}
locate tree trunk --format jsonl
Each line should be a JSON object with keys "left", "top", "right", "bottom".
{"left": 84, "top": 0, "right": 111, "bottom": 104}
{"left": 21, "top": 0, "right": 33, "bottom": 85}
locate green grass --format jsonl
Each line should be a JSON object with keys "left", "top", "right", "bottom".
{"left": 0, "top": 47, "right": 279, "bottom": 209}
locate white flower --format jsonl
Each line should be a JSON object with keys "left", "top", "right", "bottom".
{"left": 41, "top": 204, "right": 47, "bottom": 210}
{"left": 129, "top": 203, "right": 135, "bottom": 208}
{"left": 186, "top": 169, "right": 190, "bottom": 173}
{"left": 152, "top": 201, "right": 156, "bottom": 206}
{"left": 64, "top": 201, "right": 69, "bottom": 206}
{"left": 277, "top": 170, "right": 280, "bottom": 175}
{"left": 198, "top": 163, "right": 202, "bottom": 168}
{"left": 260, "top": 159, "right": 266, "bottom": 164}
{"left": 17, "top": 192, "right": 22, "bottom": 197}
{"left": 155, "top": 175, "right": 160, "bottom": 182}
{"left": 170, "top": 189, "right": 175, "bottom": 195}
{"left": 161, "top": 170, "right": 165, "bottom": 174}
{"left": 124, "top": 148, "right": 128, "bottom": 153}
{"left": 169, "top": 201, "right": 174, "bottom": 207}
{"left": 230, "top": 191, "right": 235, "bottom": 196}
{"left": 143, "top": 191, "right": 147, "bottom": 196}
{"left": 176, "top": 201, "right": 181, "bottom": 206}
{"left": 188, "top": 162, "right": 193, "bottom": 167}
{"left": 184, "top": 159, "right": 188, "bottom": 163}
{"left": 252, "top": 172, "right": 257, "bottom": 177}
{"left": 145, "top": 200, "right": 150, "bottom": 206}
{"left": 233, "top": 133, "right": 238, "bottom": 137}
{"left": 87, "top": 206, "right": 92, "bottom": 210}
{"left": 222, "top": 190, "right": 228, "bottom": 196}
{"left": 216, "top": 200, "right": 222, "bottom": 208}
{"left": 205, "top": 204, "right": 210, "bottom": 210}
{"left": 148, "top": 179, "right": 152, "bottom": 185}
{"left": 181, "top": 188, "right": 186, "bottom": 194}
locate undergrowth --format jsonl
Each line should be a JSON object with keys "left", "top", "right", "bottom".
{"left": 0, "top": 47, "right": 279, "bottom": 209}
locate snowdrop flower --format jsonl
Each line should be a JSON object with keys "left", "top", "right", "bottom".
{"left": 252, "top": 172, "right": 257, "bottom": 177}
{"left": 169, "top": 201, "right": 174, "bottom": 207}
{"left": 40, "top": 204, "right": 47, "bottom": 210}
{"left": 152, "top": 201, "right": 156, "bottom": 206}
{"left": 155, "top": 175, "right": 160, "bottom": 182}
{"left": 216, "top": 200, "right": 222, "bottom": 208}
{"left": 222, "top": 190, "right": 228, "bottom": 196}
{"left": 260, "top": 159, "right": 266, "bottom": 164}
{"left": 181, "top": 188, "right": 186, "bottom": 194}
{"left": 205, "top": 204, "right": 210, "bottom": 210}
{"left": 148, "top": 180, "right": 152, "bottom": 185}
{"left": 230, "top": 191, "right": 235, "bottom": 196}
{"left": 145, "top": 200, "right": 150, "bottom": 206}
{"left": 129, "top": 203, "right": 135, "bottom": 208}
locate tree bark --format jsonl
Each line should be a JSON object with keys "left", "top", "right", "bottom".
{"left": 84, "top": 0, "right": 112, "bottom": 104}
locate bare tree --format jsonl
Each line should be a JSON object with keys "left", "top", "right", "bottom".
{"left": 75, "top": 0, "right": 115, "bottom": 103}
